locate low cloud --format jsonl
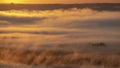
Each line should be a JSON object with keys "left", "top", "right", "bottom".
{"left": 0, "top": 8, "right": 120, "bottom": 29}
{"left": 0, "top": 9, "right": 120, "bottom": 40}
{"left": 0, "top": 14, "right": 46, "bottom": 24}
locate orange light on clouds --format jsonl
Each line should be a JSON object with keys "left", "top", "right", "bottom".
{"left": 0, "top": 0, "right": 120, "bottom": 4}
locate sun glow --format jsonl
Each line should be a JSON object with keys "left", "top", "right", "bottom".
{"left": 2, "top": 0, "right": 24, "bottom": 4}
{"left": 0, "top": 0, "right": 120, "bottom": 4}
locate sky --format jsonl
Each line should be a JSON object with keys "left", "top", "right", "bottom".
{"left": 0, "top": 0, "right": 120, "bottom": 4}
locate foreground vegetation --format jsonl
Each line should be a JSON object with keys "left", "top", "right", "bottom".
{"left": 0, "top": 46, "right": 120, "bottom": 67}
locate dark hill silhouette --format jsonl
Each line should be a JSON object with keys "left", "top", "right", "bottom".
{"left": 0, "top": 3, "right": 120, "bottom": 11}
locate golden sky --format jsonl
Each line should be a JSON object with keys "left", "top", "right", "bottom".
{"left": 0, "top": 0, "right": 120, "bottom": 4}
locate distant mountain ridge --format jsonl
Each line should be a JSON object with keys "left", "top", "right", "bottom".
{"left": 0, "top": 3, "right": 120, "bottom": 11}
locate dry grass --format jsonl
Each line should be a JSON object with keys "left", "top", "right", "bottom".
{"left": 0, "top": 47, "right": 120, "bottom": 67}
